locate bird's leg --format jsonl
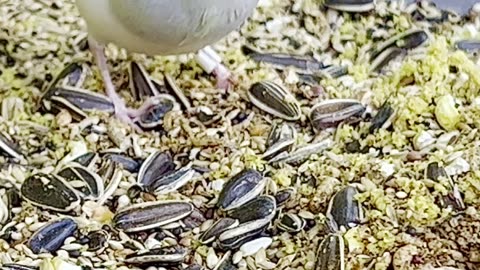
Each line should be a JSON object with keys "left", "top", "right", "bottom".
{"left": 88, "top": 37, "right": 143, "bottom": 131}
{"left": 196, "top": 46, "right": 236, "bottom": 90}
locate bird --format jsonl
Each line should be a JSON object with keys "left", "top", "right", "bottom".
{"left": 74, "top": 0, "right": 259, "bottom": 130}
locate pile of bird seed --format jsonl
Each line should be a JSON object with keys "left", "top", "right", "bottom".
{"left": 0, "top": 0, "right": 480, "bottom": 270}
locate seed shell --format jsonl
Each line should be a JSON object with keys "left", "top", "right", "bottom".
{"left": 27, "top": 217, "right": 78, "bottom": 254}
{"left": 20, "top": 173, "right": 80, "bottom": 213}
{"left": 113, "top": 200, "right": 194, "bottom": 233}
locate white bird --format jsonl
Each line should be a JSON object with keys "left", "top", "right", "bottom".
{"left": 74, "top": 0, "right": 259, "bottom": 129}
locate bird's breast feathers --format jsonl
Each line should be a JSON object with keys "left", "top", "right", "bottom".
{"left": 75, "top": 0, "right": 259, "bottom": 55}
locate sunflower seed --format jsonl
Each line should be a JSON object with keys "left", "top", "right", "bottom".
{"left": 148, "top": 163, "right": 196, "bottom": 195}
{"left": 200, "top": 218, "right": 240, "bottom": 244}
{"left": 218, "top": 224, "right": 268, "bottom": 251}
{"left": 426, "top": 162, "right": 465, "bottom": 210}
{"left": 217, "top": 169, "right": 266, "bottom": 211}
{"left": 248, "top": 81, "right": 302, "bottom": 121}
{"left": 310, "top": 99, "right": 366, "bottom": 131}
{"left": 87, "top": 229, "right": 110, "bottom": 252}
{"left": 262, "top": 122, "right": 297, "bottom": 161}
{"left": 138, "top": 151, "right": 176, "bottom": 188}
{"left": 113, "top": 200, "right": 194, "bottom": 233}
{"left": 40, "top": 86, "right": 114, "bottom": 121}
{"left": 228, "top": 195, "right": 277, "bottom": 223}
{"left": 20, "top": 173, "right": 80, "bottom": 213}
{"left": 455, "top": 40, "right": 480, "bottom": 51}
{"left": 326, "top": 186, "right": 363, "bottom": 232}
{"left": 27, "top": 217, "right": 78, "bottom": 254}
{"left": 102, "top": 151, "right": 141, "bottom": 173}
{"left": 315, "top": 233, "right": 345, "bottom": 270}
{"left": 270, "top": 139, "right": 333, "bottom": 165}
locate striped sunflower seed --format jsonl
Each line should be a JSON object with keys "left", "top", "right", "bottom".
{"left": 27, "top": 217, "right": 78, "bottom": 254}
{"left": 113, "top": 200, "right": 193, "bottom": 233}
{"left": 217, "top": 169, "right": 266, "bottom": 211}
{"left": 309, "top": 99, "right": 366, "bottom": 131}
{"left": 20, "top": 173, "right": 81, "bottom": 213}
{"left": 248, "top": 81, "right": 302, "bottom": 121}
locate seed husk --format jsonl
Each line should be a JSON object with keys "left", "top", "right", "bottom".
{"left": 213, "top": 251, "right": 236, "bottom": 270}
{"left": 124, "top": 246, "right": 188, "bottom": 265}
{"left": 1, "top": 264, "right": 39, "bottom": 270}
{"left": 182, "top": 207, "right": 207, "bottom": 229}
{"left": 242, "top": 45, "right": 325, "bottom": 72}
{"left": 0, "top": 131, "right": 25, "bottom": 161}
{"left": 113, "top": 200, "right": 194, "bottom": 233}
{"left": 310, "top": 99, "right": 366, "bottom": 131}
{"left": 277, "top": 213, "right": 305, "bottom": 232}
{"left": 148, "top": 163, "right": 196, "bottom": 195}
{"left": 20, "top": 173, "right": 80, "bottom": 213}
{"left": 217, "top": 169, "right": 266, "bottom": 211}
{"left": 27, "top": 217, "right": 78, "bottom": 254}
{"left": 87, "top": 229, "right": 110, "bottom": 252}
{"left": 57, "top": 164, "right": 104, "bottom": 199}
{"left": 326, "top": 186, "right": 363, "bottom": 232}
{"left": 323, "top": 0, "right": 375, "bottom": 12}
{"left": 228, "top": 195, "right": 277, "bottom": 223}
{"left": 72, "top": 152, "right": 98, "bottom": 169}
{"left": 371, "top": 29, "right": 429, "bottom": 60}
{"left": 200, "top": 218, "right": 240, "bottom": 244}
{"left": 274, "top": 187, "right": 296, "bottom": 207}
{"left": 137, "top": 94, "right": 180, "bottom": 130}
{"left": 138, "top": 151, "right": 176, "bottom": 189}
{"left": 40, "top": 86, "right": 114, "bottom": 121}
{"left": 218, "top": 224, "right": 268, "bottom": 250}
{"left": 369, "top": 101, "right": 395, "bottom": 133}
{"left": 270, "top": 139, "right": 333, "bottom": 165}
{"left": 262, "top": 122, "right": 297, "bottom": 161}
{"left": 315, "top": 233, "right": 345, "bottom": 270}
{"left": 164, "top": 74, "right": 192, "bottom": 111}
{"left": 0, "top": 187, "right": 13, "bottom": 225}
{"left": 370, "top": 29, "right": 428, "bottom": 73}
{"left": 425, "top": 162, "right": 465, "bottom": 210}
{"left": 102, "top": 152, "right": 141, "bottom": 173}
{"left": 248, "top": 81, "right": 302, "bottom": 121}
{"left": 455, "top": 39, "right": 480, "bottom": 51}
{"left": 129, "top": 61, "right": 160, "bottom": 101}
{"left": 37, "top": 62, "right": 85, "bottom": 111}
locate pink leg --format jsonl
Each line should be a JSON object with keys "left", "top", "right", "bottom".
{"left": 196, "top": 47, "right": 236, "bottom": 91}
{"left": 89, "top": 37, "right": 155, "bottom": 132}
{"left": 212, "top": 63, "right": 236, "bottom": 90}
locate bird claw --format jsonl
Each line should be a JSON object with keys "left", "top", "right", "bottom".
{"left": 112, "top": 104, "right": 144, "bottom": 133}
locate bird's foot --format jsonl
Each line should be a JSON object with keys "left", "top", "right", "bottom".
{"left": 196, "top": 46, "right": 237, "bottom": 91}
{"left": 108, "top": 96, "right": 144, "bottom": 133}
{"left": 212, "top": 63, "right": 236, "bottom": 91}
{"left": 127, "top": 97, "right": 160, "bottom": 121}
